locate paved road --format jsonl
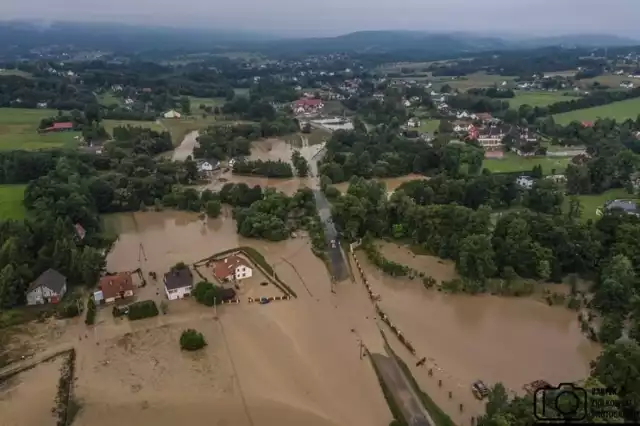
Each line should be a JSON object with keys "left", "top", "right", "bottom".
{"left": 313, "top": 189, "right": 349, "bottom": 281}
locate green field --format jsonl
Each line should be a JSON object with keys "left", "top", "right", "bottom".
{"left": 103, "top": 119, "right": 164, "bottom": 136}
{"left": 0, "top": 69, "right": 32, "bottom": 78}
{"left": 417, "top": 119, "right": 439, "bottom": 133}
{"left": 564, "top": 188, "right": 638, "bottom": 221}
{"left": 509, "top": 92, "right": 576, "bottom": 108}
{"left": 484, "top": 153, "right": 570, "bottom": 175}
{"left": 432, "top": 72, "right": 518, "bottom": 92}
{"left": 190, "top": 97, "right": 226, "bottom": 109}
{"left": 0, "top": 185, "right": 26, "bottom": 220}
{"left": 553, "top": 97, "right": 640, "bottom": 124}
{"left": 233, "top": 88, "right": 250, "bottom": 97}
{"left": 0, "top": 108, "right": 79, "bottom": 151}
{"left": 97, "top": 91, "right": 123, "bottom": 107}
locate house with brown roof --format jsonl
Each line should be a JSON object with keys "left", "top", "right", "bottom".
{"left": 212, "top": 255, "right": 253, "bottom": 282}
{"left": 96, "top": 272, "right": 134, "bottom": 304}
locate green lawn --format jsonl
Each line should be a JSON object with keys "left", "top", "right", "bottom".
{"left": 553, "top": 97, "right": 640, "bottom": 124}
{"left": 0, "top": 108, "right": 79, "bottom": 151}
{"left": 0, "top": 185, "right": 26, "bottom": 220}
{"left": 417, "top": 119, "right": 439, "bottom": 133}
{"left": 190, "top": 97, "right": 226, "bottom": 109}
{"left": 433, "top": 72, "right": 518, "bottom": 92}
{"left": 484, "top": 153, "right": 570, "bottom": 175}
{"left": 233, "top": 88, "right": 250, "bottom": 97}
{"left": 97, "top": 91, "right": 123, "bottom": 107}
{"left": 509, "top": 92, "right": 575, "bottom": 108}
{"left": 103, "top": 119, "right": 164, "bottom": 136}
{"left": 565, "top": 188, "right": 638, "bottom": 222}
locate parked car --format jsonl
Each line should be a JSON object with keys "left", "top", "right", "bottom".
{"left": 472, "top": 380, "right": 489, "bottom": 400}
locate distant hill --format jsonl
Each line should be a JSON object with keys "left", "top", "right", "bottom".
{"left": 517, "top": 34, "right": 639, "bottom": 48}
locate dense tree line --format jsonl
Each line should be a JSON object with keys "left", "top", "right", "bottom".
{"left": 319, "top": 127, "right": 484, "bottom": 183}
{"left": 233, "top": 159, "right": 293, "bottom": 178}
{"left": 467, "top": 87, "right": 515, "bottom": 98}
{"left": 0, "top": 75, "right": 95, "bottom": 110}
{"left": 109, "top": 126, "right": 173, "bottom": 156}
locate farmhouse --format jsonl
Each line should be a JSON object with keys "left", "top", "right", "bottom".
{"left": 164, "top": 267, "right": 194, "bottom": 300}
{"left": 476, "top": 127, "right": 506, "bottom": 150}
{"left": 406, "top": 117, "right": 420, "bottom": 128}
{"left": 40, "top": 122, "right": 74, "bottom": 133}
{"left": 293, "top": 98, "right": 324, "bottom": 115}
{"left": 604, "top": 200, "right": 640, "bottom": 216}
{"left": 96, "top": 272, "right": 134, "bottom": 304}
{"left": 163, "top": 110, "right": 182, "bottom": 119}
{"left": 26, "top": 269, "right": 67, "bottom": 305}
{"left": 198, "top": 160, "right": 219, "bottom": 172}
{"left": 212, "top": 255, "right": 253, "bottom": 282}
{"left": 516, "top": 176, "right": 535, "bottom": 189}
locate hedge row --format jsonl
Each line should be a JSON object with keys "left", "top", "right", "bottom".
{"left": 127, "top": 300, "right": 159, "bottom": 321}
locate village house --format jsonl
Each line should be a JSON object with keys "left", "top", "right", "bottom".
{"left": 620, "top": 81, "right": 635, "bottom": 89}
{"left": 516, "top": 176, "right": 535, "bottom": 189}
{"left": 212, "top": 255, "right": 253, "bottom": 282}
{"left": 293, "top": 98, "right": 324, "bottom": 115}
{"left": 603, "top": 200, "right": 640, "bottom": 216}
{"left": 512, "top": 139, "right": 539, "bottom": 157}
{"left": 475, "top": 113, "right": 494, "bottom": 123}
{"left": 26, "top": 269, "right": 67, "bottom": 305}
{"left": 95, "top": 272, "right": 134, "bottom": 304}
{"left": 40, "top": 122, "right": 74, "bottom": 133}
{"left": 476, "top": 126, "right": 505, "bottom": 150}
{"left": 163, "top": 110, "right": 182, "bottom": 119}
{"left": 36, "top": 102, "right": 48, "bottom": 109}
{"left": 198, "top": 160, "right": 219, "bottom": 173}
{"left": 164, "top": 267, "right": 194, "bottom": 300}
{"left": 406, "top": 117, "right": 420, "bottom": 128}
{"left": 124, "top": 98, "right": 134, "bottom": 105}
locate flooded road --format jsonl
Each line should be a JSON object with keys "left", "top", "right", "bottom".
{"left": 172, "top": 130, "right": 199, "bottom": 161}
{"left": 333, "top": 174, "right": 428, "bottom": 196}
{"left": 359, "top": 241, "right": 601, "bottom": 395}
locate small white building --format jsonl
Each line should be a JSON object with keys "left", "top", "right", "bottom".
{"left": 164, "top": 267, "right": 194, "bottom": 300}
{"left": 516, "top": 176, "right": 535, "bottom": 189}
{"left": 163, "top": 110, "right": 182, "bottom": 119}
{"left": 198, "top": 161, "right": 218, "bottom": 172}
{"left": 407, "top": 118, "right": 420, "bottom": 128}
{"left": 26, "top": 269, "right": 67, "bottom": 305}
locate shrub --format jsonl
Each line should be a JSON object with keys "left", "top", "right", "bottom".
{"left": 180, "top": 329, "right": 206, "bottom": 351}
{"left": 85, "top": 298, "right": 96, "bottom": 325}
{"left": 58, "top": 301, "right": 81, "bottom": 319}
{"left": 127, "top": 300, "right": 159, "bottom": 321}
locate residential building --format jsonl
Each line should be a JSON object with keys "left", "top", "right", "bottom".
{"left": 198, "top": 160, "right": 219, "bottom": 172}
{"left": 26, "top": 269, "right": 67, "bottom": 305}
{"left": 163, "top": 110, "right": 182, "bottom": 119}
{"left": 96, "top": 272, "right": 134, "bottom": 304}
{"left": 516, "top": 176, "right": 535, "bottom": 189}
{"left": 36, "top": 102, "right": 48, "bottom": 109}
{"left": 475, "top": 126, "right": 505, "bottom": 150}
{"left": 164, "top": 267, "right": 194, "bottom": 300}
{"left": 476, "top": 113, "right": 494, "bottom": 122}
{"left": 620, "top": 81, "right": 635, "bottom": 89}
{"left": 212, "top": 255, "right": 253, "bottom": 282}
{"left": 406, "top": 118, "right": 420, "bottom": 128}
{"left": 604, "top": 200, "right": 640, "bottom": 216}
{"left": 293, "top": 98, "right": 324, "bottom": 115}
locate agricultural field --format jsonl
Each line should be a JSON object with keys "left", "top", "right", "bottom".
{"left": 161, "top": 116, "right": 226, "bottom": 145}
{"left": 483, "top": 153, "right": 570, "bottom": 175}
{"left": 509, "top": 91, "right": 576, "bottom": 108}
{"left": 190, "top": 97, "right": 226, "bottom": 109}
{"left": 564, "top": 188, "right": 638, "bottom": 222}
{"left": 102, "top": 119, "right": 164, "bottom": 136}
{"left": 0, "top": 69, "right": 33, "bottom": 78}
{"left": 553, "top": 97, "right": 640, "bottom": 124}
{"left": 0, "top": 108, "right": 79, "bottom": 151}
{"left": 543, "top": 70, "right": 578, "bottom": 78}
{"left": 579, "top": 74, "right": 635, "bottom": 89}
{"left": 432, "top": 72, "right": 517, "bottom": 92}
{"left": 0, "top": 184, "right": 26, "bottom": 220}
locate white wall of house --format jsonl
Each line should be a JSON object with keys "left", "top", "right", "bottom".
{"left": 165, "top": 285, "right": 192, "bottom": 301}
{"left": 104, "top": 289, "right": 134, "bottom": 304}
{"left": 26, "top": 284, "right": 66, "bottom": 305}
{"left": 235, "top": 265, "right": 253, "bottom": 280}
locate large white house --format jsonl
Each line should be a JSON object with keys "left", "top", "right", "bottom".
{"left": 26, "top": 269, "right": 67, "bottom": 305}
{"left": 163, "top": 110, "right": 182, "bottom": 119}
{"left": 164, "top": 267, "right": 194, "bottom": 300}
{"left": 212, "top": 255, "right": 253, "bottom": 282}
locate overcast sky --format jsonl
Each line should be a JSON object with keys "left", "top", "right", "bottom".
{"left": 2, "top": 0, "right": 639, "bottom": 38}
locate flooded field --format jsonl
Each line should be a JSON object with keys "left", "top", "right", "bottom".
{"left": 172, "top": 130, "right": 199, "bottom": 161}
{"left": 332, "top": 174, "right": 428, "bottom": 195}
{"left": 0, "top": 356, "right": 63, "bottom": 426}
{"left": 357, "top": 241, "right": 601, "bottom": 396}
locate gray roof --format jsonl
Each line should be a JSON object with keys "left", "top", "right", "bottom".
{"left": 605, "top": 200, "right": 640, "bottom": 215}
{"left": 164, "top": 267, "right": 193, "bottom": 290}
{"left": 28, "top": 268, "right": 66, "bottom": 294}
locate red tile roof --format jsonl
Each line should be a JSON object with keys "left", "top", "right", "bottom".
{"left": 294, "top": 98, "right": 323, "bottom": 107}
{"left": 582, "top": 121, "right": 594, "bottom": 128}
{"left": 52, "top": 122, "right": 73, "bottom": 129}
{"left": 212, "top": 255, "right": 251, "bottom": 280}
{"left": 99, "top": 272, "right": 134, "bottom": 300}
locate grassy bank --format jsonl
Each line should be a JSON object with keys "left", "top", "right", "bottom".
{"left": 0, "top": 108, "right": 78, "bottom": 151}
{"left": 509, "top": 92, "right": 575, "bottom": 108}
{"left": 564, "top": 188, "right": 638, "bottom": 221}
{"left": 0, "top": 184, "right": 26, "bottom": 220}
{"left": 483, "top": 153, "right": 570, "bottom": 175}
{"left": 553, "top": 97, "right": 640, "bottom": 124}
{"left": 368, "top": 352, "right": 409, "bottom": 426}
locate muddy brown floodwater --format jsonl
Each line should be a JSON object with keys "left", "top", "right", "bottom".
{"left": 361, "top": 241, "right": 601, "bottom": 397}
{"left": 99, "top": 210, "right": 392, "bottom": 426}
{"left": 332, "top": 174, "right": 428, "bottom": 195}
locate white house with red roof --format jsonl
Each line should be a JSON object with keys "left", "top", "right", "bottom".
{"left": 212, "top": 255, "right": 253, "bottom": 282}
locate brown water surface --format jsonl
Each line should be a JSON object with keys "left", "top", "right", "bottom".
{"left": 333, "top": 174, "right": 427, "bottom": 195}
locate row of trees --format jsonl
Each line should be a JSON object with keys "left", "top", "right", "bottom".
{"left": 233, "top": 159, "right": 294, "bottom": 178}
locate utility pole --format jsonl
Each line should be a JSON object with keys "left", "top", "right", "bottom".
{"left": 214, "top": 297, "right": 217, "bottom": 318}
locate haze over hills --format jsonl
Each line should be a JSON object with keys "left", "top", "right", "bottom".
{"left": 0, "top": 21, "right": 638, "bottom": 56}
